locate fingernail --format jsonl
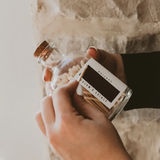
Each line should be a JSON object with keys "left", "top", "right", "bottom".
{"left": 42, "top": 75, "right": 46, "bottom": 82}
{"left": 89, "top": 46, "right": 97, "bottom": 51}
{"left": 76, "top": 84, "right": 83, "bottom": 96}
{"left": 87, "top": 46, "right": 97, "bottom": 53}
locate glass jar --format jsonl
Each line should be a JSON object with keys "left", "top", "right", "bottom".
{"left": 34, "top": 41, "right": 132, "bottom": 120}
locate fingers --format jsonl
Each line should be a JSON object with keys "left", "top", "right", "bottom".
{"left": 86, "top": 47, "right": 100, "bottom": 61}
{"left": 42, "top": 62, "right": 57, "bottom": 82}
{"left": 35, "top": 111, "right": 46, "bottom": 136}
{"left": 42, "top": 68, "right": 52, "bottom": 82}
{"left": 53, "top": 80, "right": 79, "bottom": 119}
{"left": 40, "top": 95, "right": 55, "bottom": 134}
{"left": 87, "top": 47, "right": 110, "bottom": 63}
{"left": 45, "top": 82, "right": 53, "bottom": 95}
{"left": 87, "top": 47, "right": 117, "bottom": 74}
{"left": 86, "top": 47, "right": 110, "bottom": 68}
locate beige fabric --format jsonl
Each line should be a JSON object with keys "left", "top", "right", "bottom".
{"left": 32, "top": 0, "right": 160, "bottom": 159}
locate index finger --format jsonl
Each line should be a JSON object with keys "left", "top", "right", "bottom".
{"left": 42, "top": 62, "right": 57, "bottom": 82}
{"left": 52, "top": 80, "right": 78, "bottom": 119}
{"left": 43, "top": 68, "right": 52, "bottom": 82}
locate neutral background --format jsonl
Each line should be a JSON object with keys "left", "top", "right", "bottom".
{"left": 33, "top": 0, "right": 160, "bottom": 160}
{"left": 0, "top": 0, "right": 46, "bottom": 160}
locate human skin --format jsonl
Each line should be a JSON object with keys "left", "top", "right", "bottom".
{"left": 35, "top": 48, "right": 132, "bottom": 160}
{"left": 43, "top": 48, "right": 127, "bottom": 95}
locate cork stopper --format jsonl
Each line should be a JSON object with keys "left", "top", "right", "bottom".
{"left": 34, "top": 40, "right": 49, "bottom": 57}
{"left": 34, "top": 40, "right": 53, "bottom": 61}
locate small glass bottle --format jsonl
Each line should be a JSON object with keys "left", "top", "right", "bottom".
{"left": 34, "top": 41, "right": 132, "bottom": 120}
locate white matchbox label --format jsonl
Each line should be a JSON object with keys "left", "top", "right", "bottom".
{"left": 74, "top": 58, "right": 127, "bottom": 109}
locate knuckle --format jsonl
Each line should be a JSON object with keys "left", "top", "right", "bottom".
{"left": 60, "top": 114, "right": 72, "bottom": 132}
{"left": 34, "top": 111, "right": 41, "bottom": 121}
{"left": 53, "top": 114, "right": 71, "bottom": 134}
{"left": 45, "top": 82, "right": 52, "bottom": 95}
{"left": 40, "top": 96, "right": 52, "bottom": 109}
{"left": 53, "top": 88, "right": 66, "bottom": 105}
{"left": 60, "top": 113, "right": 70, "bottom": 122}
{"left": 48, "top": 134, "right": 55, "bottom": 145}
{"left": 54, "top": 87, "right": 65, "bottom": 96}
{"left": 47, "top": 129, "right": 56, "bottom": 144}
{"left": 40, "top": 96, "right": 48, "bottom": 105}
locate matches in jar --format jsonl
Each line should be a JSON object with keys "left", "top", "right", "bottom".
{"left": 33, "top": 41, "right": 132, "bottom": 120}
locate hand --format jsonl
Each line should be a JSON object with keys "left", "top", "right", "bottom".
{"left": 35, "top": 81, "right": 132, "bottom": 160}
{"left": 43, "top": 47, "right": 127, "bottom": 95}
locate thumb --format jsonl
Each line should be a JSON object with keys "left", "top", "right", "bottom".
{"left": 73, "top": 92, "right": 104, "bottom": 121}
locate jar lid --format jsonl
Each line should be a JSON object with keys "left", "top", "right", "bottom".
{"left": 34, "top": 40, "right": 49, "bottom": 58}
